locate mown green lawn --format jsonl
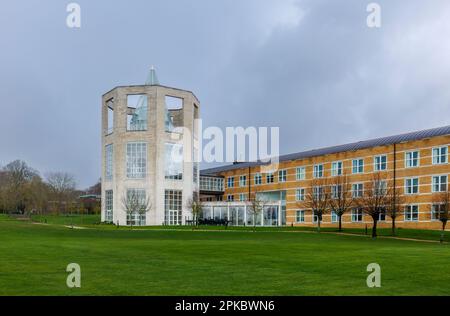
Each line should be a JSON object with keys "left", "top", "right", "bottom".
{"left": 0, "top": 215, "right": 449, "bottom": 295}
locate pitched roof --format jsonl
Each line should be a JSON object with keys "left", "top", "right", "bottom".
{"left": 200, "top": 125, "right": 450, "bottom": 175}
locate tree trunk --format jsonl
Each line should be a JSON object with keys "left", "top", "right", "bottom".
{"left": 317, "top": 219, "right": 321, "bottom": 233}
{"left": 391, "top": 216, "right": 396, "bottom": 236}
{"left": 372, "top": 218, "right": 378, "bottom": 239}
{"left": 338, "top": 215, "right": 342, "bottom": 232}
{"left": 441, "top": 221, "right": 447, "bottom": 243}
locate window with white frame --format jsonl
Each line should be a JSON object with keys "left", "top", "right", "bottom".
{"left": 296, "top": 167, "right": 306, "bottom": 180}
{"left": 373, "top": 180, "right": 387, "bottom": 196}
{"left": 352, "top": 183, "right": 363, "bottom": 198}
{"left": 165, "top": 189, "right": 182, "bottom": 225}
{"left": 374, "top": 155, "right": 387, "bottom": 171}
{"left": 105, "top": 144, "right": 113, "bottom": 181}
{"left": 405, "top": 151, "right": 419, "bottom": 168}
{"left": 432, "top": 146, "right": 448, "bottom": 164}
{"left": 431, "top": 204, "right": 445, "bottom": 221}
{"left": 296, "top": 210, "right": 305, "bottom": 223}
{"left": 331, "top": 184, "right": 342, "bottom": 199}
{"left": 278, "top": 169, "right": 287, "bottom": 182}
{"left": 266, "top": 172, "right": 274, "bottom": 183}
{"left": 227, "top": 176, "right": 235, "bottom": 188}
{"left": 313, "top": 164, "right": 324, "bottom": 178}
{"left": 239, "top": 193, "right": 247, "bottom": 201}
{"left": 227, "top": 194, "right": 234, "bottom": 202}
{"left": 295, "top": 188, "right": 305, "bottom": 201}
{"left": 126, "top": 189, "right": 147, "bottom": 226}
{"left": 331, "top": 210, "right": 338, "bottom": 223}
{"left": 351, "top": 208, "right": 363, "bottom": 222}
{"left": 313, "top": 186, "right": 324, "bottom": 200}
{"left": 405, "top": 177, "right": 419, "bottom": 195}
{"left": 331, "top": 161, "right": 343, "bottom": 176}
{"left": 239, "top": 175, "right": 247, "bottom": 187}
{"left": 126, "top": 142, "right": 147, "bottom": 179}
{"left": 432, "top": 175, "right": 447, "bottom": 192}
{"left": 405, "top": 205, "right": 419, "bottom": 221}
{"left": 254, "top": 173, "right": 262, "bottom": 185}
{"left": 105, "top": 190, "right": 113, "bottom": 223}
{"left": 352, "top": 159, "right": 364, "bottom": 174}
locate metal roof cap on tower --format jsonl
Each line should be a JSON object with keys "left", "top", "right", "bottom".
{"left": 146, "top": 65, "right": 160, "bottom": 85}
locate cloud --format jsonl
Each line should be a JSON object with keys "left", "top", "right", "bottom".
{"left": 1, "top": 0, "right": 450, "bottom": 186}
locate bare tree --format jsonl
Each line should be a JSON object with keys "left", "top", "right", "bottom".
{"left": 247, "top": 191, "right": 268, "bottom": 231}
{"left": 328, "top": 174, "right": 354, "bottom": 232}
{"left": 46, "top": 172, "right": 76, "bottom": 214}
{"left": 25, "top": 176, "right": 49, "bottom": 216}
{"left": 4, "top": 160, "right": 38, "bottom": 187}
{"left": 385, "top": 179, "right": 404, "bottom": 236}
{"left": 2, "top": 160, "right": 39, "bottom": 214}
{"left": 186, "top": 195, "right": 203, "bottom": 226}
{"left": 432, "top": 190, "right": 450, "bottom": 243}
{"left": 356, "top": 173, "right": 389, "bottom": 238}
{"left": 304, "top": 178, "right": 330, "bottom": 232}
{"left": 122, "top": 189, "right": 151, "bottom": 228}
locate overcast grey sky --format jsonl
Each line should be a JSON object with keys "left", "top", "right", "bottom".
{"left": 1, "top": 0, "right": 450, "bottom": 188}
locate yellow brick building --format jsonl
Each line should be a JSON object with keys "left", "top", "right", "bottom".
{"left": 200, "top": 125, "right": 450, "bottom": 230}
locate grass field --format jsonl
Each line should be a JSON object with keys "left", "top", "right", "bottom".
{"left": 0, "top": 215, "right": 449, "bottom": 295}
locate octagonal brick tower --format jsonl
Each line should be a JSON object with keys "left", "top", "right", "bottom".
{"left": 101, "top": 68, "right": 200, "bottom": 226}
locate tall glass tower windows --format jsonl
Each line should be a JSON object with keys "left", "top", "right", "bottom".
{"left": 193, "top": 162, "right": 199, "bottom": 184}
{"left": 126, "top": 142, "right": 147, "bottom": 179}
{"left": 105, "top": 190, "right": 113, "bottom": 223}
{"left": 165, "top": 143, "right": 183, "bottom": 180}
{"left": 106, "top": 99, "right": 114, "bottom": 135}
{"left": 165, "top": 190, "right": 182, "bottom": 225}
{"left": 127, "top": 95, "right": 148, "bottom": 131}
{"left": 165, "top": 96, "right": 183, "bottom": 132}
{"left": 105, "top": 144, "right": 113, "bottom": 181}
{"left": 125, "top": 189, "right": 147, "bottom": 226}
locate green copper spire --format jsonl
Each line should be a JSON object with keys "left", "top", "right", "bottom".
{"left": 146, "top": 65, "right": 160, "bottom": 85}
